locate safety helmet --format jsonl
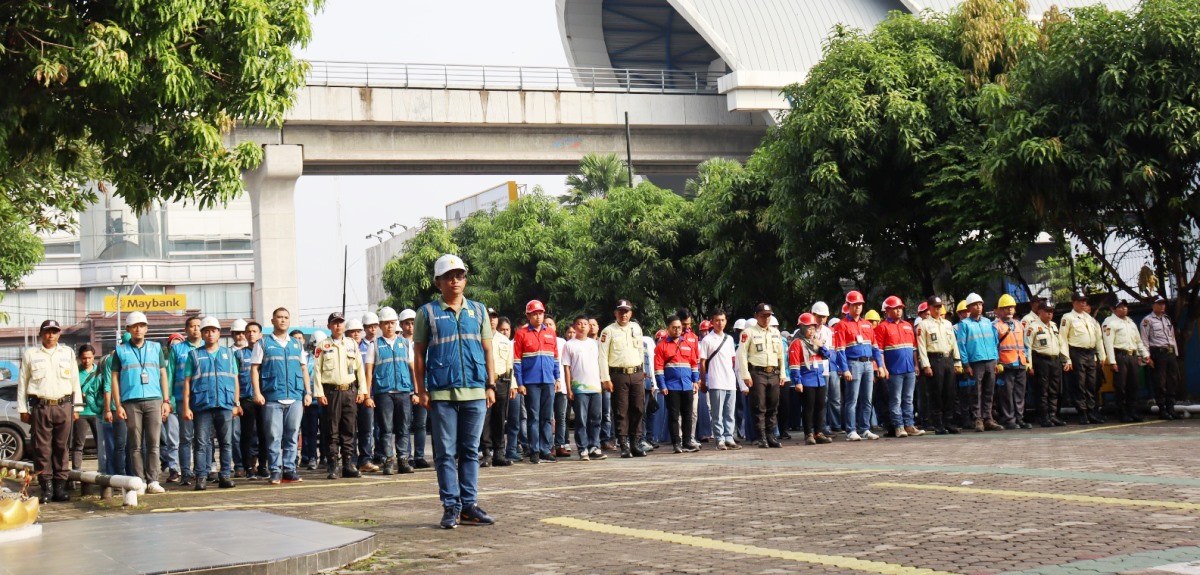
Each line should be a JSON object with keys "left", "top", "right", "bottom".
{"left": 733, "top": 318, "right": 746, "bottom": 330}
{"left": 966, "top": 293, "right": 984, "bottom": 306}
{"left": 125, "top": 311, "right": 148, "bottom": 327}
{"left": 230, "top": 319, "right": 248, "bottom": 333}
{"left": 433, "top": 254, "right": 467, "bottom": 278}
{"left": 956, "top": 300, "right": 969, "bottom": 313}
{"left": 346, "top": 319, "right": 364, "bottom": 332}
{"left": 797, "top": 313, "right": 818, "bottom": 326}
{"left": 827, "top": 318, "right": 840, "bottom": 328}
{"left": 699, "top": 320, "right": 712, "bottom": 331}
{"left": 168, "top": 333, "right": 185, "bottom": 344}
{"left": 768, "top": 315, "right": 779, "bottom": 327}
{"left": 362, "top": 312, "right": 380, "bottom": 326}
{"left": 525, "top": 300, "right": 546, "bottom": 314}
{"left": 310, "top": 330, "right": 328, "bottom": 343}
{"left": 883, "top": 296, "right": 905, "bottom": 309}
{"left": 916, "top": 302, "right": 929, "bottom": 314}
{"left": 997, "top": 294, "right": 1017, "bottom": 309}
{"left": 378, "top": 307, "right": 399, "bottom": 322}
{"left": 655, "top": 329, "right": 668, "bottom": 340}
{"left": 399, "top": 308, "right": 417, "bottom": 322}
{"left": 200, "top": 316, "right": 221, "bottom": 331}
{"left": 811, "top": 301, "right": 830, "bottom": 316}
{"left": 864, "top": 309, "right": 881, "bottom": 322}
{"left": 845, "top": 290, "right": 865, "bottom": 305}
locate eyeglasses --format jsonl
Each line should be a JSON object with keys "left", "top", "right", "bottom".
{"left": 442, "top": 271, "right": 467, "bottom": 281}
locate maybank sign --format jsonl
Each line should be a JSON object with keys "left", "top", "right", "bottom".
{"left": 104, "top": 294, "right": 188, "bottom": 312}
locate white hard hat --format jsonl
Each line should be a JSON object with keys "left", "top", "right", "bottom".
{"left": 310, "top": 330, "right": 328, "bottom": 343}
{"left": 828, "top": 318, "right": 841, "bottom": 328}
{"left": 733, "top": 318, "right": 746, "bottom": 330}
{"left": 966, "top": 293, "right": 984, "bottom": 306}
{"left": 230, "top": 319, "right": 248, "bottom": 332}
{"left": 433, "top": 254, "right": 467, "bottom": 278}
{"left": 200, "top": 316, "right": 221, "bottom": 331}
{"left": 125, "top": 311, "right": 148, "bottom": 327}
{"left": 362, "top": 312, "right": 380, "bottom": 326}
{"left": 811, "top": 301, "right": 830, "bottom": 316}
{"left": 378, "top": 307, "right": 399, "bottom": 322}
{"left": 346, "top": 318, "right": 364, "bottom": 332}
{"left": 399, "top": 308, "right": 417, "bottom": 322}
{"left": 768, "top": 315, "right": 779, "bottom": 327}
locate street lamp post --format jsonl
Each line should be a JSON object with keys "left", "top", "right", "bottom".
{"left": 108, "top": 274, "right": 129, "bottom": 341}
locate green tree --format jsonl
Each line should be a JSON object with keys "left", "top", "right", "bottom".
{"left": 983, "top": 0, "right": 1200, "bottom": 342}
{"left": 0, "top": 0, "right": 319, "bottom": 286}
{"left": 560, "top": 153, "right": 631, "bottom": 208}
{"left": 380, "top": 218, "right": 458, "bottom": 310}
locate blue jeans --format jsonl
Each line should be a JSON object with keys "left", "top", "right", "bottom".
{"left": 842, "top": 360, "right": 875, "bottom": 434}
{"left": 375, "top": 392, "right": 412, "bottom": 460}
{"left": 524, "top": 384, "right": 554, "bottom": 456}
{"left": 195, "top": 409, "right": 234, "bottom": 479}
{"left": 573, "top": 393, "right": 602, "bottom": 451}
{"left": 104, "top": 419, "right": 128, "bottom": 476}
{"left": 504, "top": 394, "right": 523, "bottom": 460}
{"left": 231, "top": 417, "right": 242, "bottom": 470}
{"left": 708, "top": 389, "right": 736, "bottom": 443}
{"left": 554, "top": 392, "right": 570, "bottom": 448}
{"left": 823, "top": 371, "right": 843, "bottom": 433}
{"left": 888, "top": 371, "right": 917, "bottom": 428}
{"left": 356, "top": 404, "right": 375, "bottom": 466}
{"left": 160, "top": 412, "right": 179, "bottom": 473}
{"left": 263, "top": 400, "right": 303, "bottom": 474}
{"left": 410, "top": 403, "right": 428, "bottom": 459}
{"left": 599, "top": 390, "right": 613, "bottom": 443}
{"left": 429, "top": 399, "right": 486, "bottom": 511}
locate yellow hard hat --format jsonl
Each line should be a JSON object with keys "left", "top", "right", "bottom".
{"left": 864, "top": 309, "right": 881, "bottom": 322}
{"left": 997, "top": 294, "right": 1017, "bottom": 309}
{"left": 956, "top": 300, "right": 968, "bottom": 313}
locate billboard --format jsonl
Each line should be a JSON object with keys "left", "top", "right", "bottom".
{"left": 445, "top": 182, "right": 519, "bottom": 227}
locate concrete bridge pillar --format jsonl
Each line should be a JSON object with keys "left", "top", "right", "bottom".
{"left": 244, "top": 144, "right": 303, "bottom": 322}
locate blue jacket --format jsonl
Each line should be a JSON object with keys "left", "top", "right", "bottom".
{"left": 512, "top": 324, "right": 560, "bottom": 386}
{"left": 114, "top": 341, "right": 164, "bottom": 403}
{"left": 233, "top": 346, "right": 254, "bottom": 399}
{"left": 187, "top": 346, "right": 238, "bottom": 411}
{"left": 418, "top": 299, "right": 489, "bottom": 392}
{"left": 170, "top": 340, "right": 202, "bottom": 402}
{"left": 653, "top": 337, "right": 699, "bottom": 392}
{"left": 259, "top": 335, "right": 306, "bottom": 401}
{"left": 788, "top": 338, "right": 830, "bottom": 388}
{"left": 957, "top": 316, "right": 1000, "bottom": 363}
{"left": 372, "top": 336, "right": 414, "bottom": 394}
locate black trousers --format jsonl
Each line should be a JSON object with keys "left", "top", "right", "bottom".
{"left": 1032, "top": 354, "right": 1063, "bottom": 421}
{"left": 480, "top": 375, "right": 512, "bottom": 453}
{"left": 71, "top": 415, "right": 98, "bottom": 470}
{"left": 665, "top": 389, "right": 695, "bottom": 445}
{"left": 748, "top": 370, "right": 780, "bottom": 438}
{"left": 1111, "top": 351, "right": 1141, "bottom": 414}
{"left": 240, "top": 398, "right": 267, "bottom": 473}
{"left": 1069, "top": 348, "right": 1099, "bottom": 413}
{"left": 610, "top": 368, "right": 645, "bottom": 438}
{"left": 32, "top": 401, "right": 72, "bottom": 480}
{"left": 1149, "top": 348, "right": 1180, "bottom": 411}
{"left": 801, "top": 385, "right": 827, "bottom": 436}
{"left": 320, "top": 387, "right": 358, "bottom": 464}
{"left": 925, "top": 355, "right": 957, "bottom": 430}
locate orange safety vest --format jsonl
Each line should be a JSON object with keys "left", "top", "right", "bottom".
{"left": 994, "top": 319, "right": 1028, "bottom": 366}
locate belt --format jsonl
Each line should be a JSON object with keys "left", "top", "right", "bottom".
{"left": 1068, "top": 346, "right": 1096, "bottom": 354}
{"left": 1114, "top": 348, "right": 1139, "bottom": 356}
{"left": 1034, "top": 352, "right": 1061, "bottom": 361}
{"left": 1150, "top": 346, "right": 1173, "bottom": 353}
{"left": 31, "top": 395, "right": 72, "bottom": 407}
{"left": 750, "top": 366, "right": 778, "bottom": 374}
{"left": 926, "top": 352, "right": 950, "bottom": 359}
{"left": 322, "top": 383, "right": 353, "bottom": 391}
{"left": 611, "top": 366, "right": 641, "bottom": 375}
{"left": 850, "top": 357, "right": 872, "bottom": 363}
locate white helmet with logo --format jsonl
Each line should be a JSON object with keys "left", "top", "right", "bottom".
{"left": 125, "top": 311, "right": 148, "bottom": 327}
{"left": 433, "top": 254, "right": 467, "bottom": 278}
{"left": 200, "top": 316, "right": 221, "bottom": 331}
{"left": 811, "top": 301, "right": 830, "bottom": 316}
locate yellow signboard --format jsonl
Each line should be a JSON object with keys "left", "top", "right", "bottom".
{"left": 103, "top": 294, "right": 188, "bottom": 312}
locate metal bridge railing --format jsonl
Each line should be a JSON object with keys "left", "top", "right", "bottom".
{"left": 305, "top": 61, "right": 718, "bottom": 94}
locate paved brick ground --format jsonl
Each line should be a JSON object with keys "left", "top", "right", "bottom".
{"left": 33, "top": 418, "right": 1200, "bottom": 575}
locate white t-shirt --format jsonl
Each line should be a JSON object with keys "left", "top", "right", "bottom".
{"left": 555, "top": 337, "right": 567, "bottom": 393}
{"left": 699, "top": 331, "right": 736, "bottom": 391}
{"left": 364, "top": 335, "right": 407, "bottom": 365}
{"left": 562, "top": 338, "right": 602, "bottom": 394}
{"left": 816, "top": 325, "right": 834, "bottom": 372}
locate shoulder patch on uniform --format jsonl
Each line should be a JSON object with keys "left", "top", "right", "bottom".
{"left": 1104, "top": 327, "right": 1111, "bottom": 336}
{"left": 741, "top": 332, "right": 749, "bottom": 342}
{"left": 600, "top": 333, "right": 607, "bottom": 343}
{"left": 1142, "top": 319, "right": 1150, "bottom": 326}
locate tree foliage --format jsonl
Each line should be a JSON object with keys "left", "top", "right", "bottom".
{"left": 560, "top": 153, "right": 631, "bottom": 208}
{"left": 380, "top": 218, "right": 458, "bottom": 311}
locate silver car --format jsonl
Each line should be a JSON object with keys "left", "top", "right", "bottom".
{"left": 0, "top": 379, "right": 31, "bottom": 461}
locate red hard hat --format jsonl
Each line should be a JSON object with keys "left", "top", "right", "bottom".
{"left": 884, "top": 295, "right": 905, "bottom": 309}
{"left": 525, "top": 300, "right": 545, "bottom": 314}
{"left": 845, "top": 290, "right": 865, "bottom": 305}
{"left": 655, "top": 329, "right": 668, "bottom": 340}
{"left": 917, "top": 302, "right": 929, "bottom": 313}
{"left": 699, "top": 320, "right": 712, "bottom": 331}
{"left": 797, "top": 313, "right": 817, "bottom": 326}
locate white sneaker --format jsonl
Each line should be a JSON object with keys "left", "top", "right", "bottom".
{"left": 864, "top": 431, "right": 880, "bottom": 440}
{"left": 846, "top": 431, "right": 862, "bottom": 441}
{"left": 145, "top": 481, "right": 165, "bottom": 494}
{"left": 896, "top": 429, "right": 909, "bottom": 438}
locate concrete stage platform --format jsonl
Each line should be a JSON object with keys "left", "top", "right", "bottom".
{"left": 0, "top": 510, "right": 376, "bottom": 574}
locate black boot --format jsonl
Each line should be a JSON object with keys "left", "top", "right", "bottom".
{"left": 342, "top": 459, "right": 361, "bottom": 478}
{"left": 619, "top": 439, "right": 632, "bottom": 459}
{"left": 326, "top": 461, "right": 340, "bottom": 480}
{"left": 1079, "top": 411, "right": 1090, "bottom": 425}
{"left": 38, "top": 476, "right": 52, "bottom": 504}
{"left": 629, "top": 436, "right": 646, "bottom": 457}
{"left": 52, "top": 478, "right": 70, "bottom": 502}
{"left": 382, "top": 457, "right": 396, "bottom": 475}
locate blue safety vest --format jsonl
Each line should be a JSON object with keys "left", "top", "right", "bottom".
{"left": 259, "top": 335, "right": 305, "bottom": 401}
{"left": 188, "top": 346, "right": 237, "bottom": 411}
{"left": 419, "top": 299, "right": 488, "bottom": 392}
{"left": 373, "top": 337, "right": 413, "bottom": 394}
{"left": 115, "top": 341, "right": 164, "bottom": 403}
{"left": 233, "top": 345, "right": 254, "bottom": 398}
{"left": 170, "top": 340, "right": 200, "bottom": 402}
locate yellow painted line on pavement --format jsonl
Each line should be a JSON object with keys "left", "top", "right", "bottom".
{"left": 151, "top": 469, "right": 871, "bottom": 512}
{"left": 1056, "top": 420, "right": 1161, "bottom": 435}
{"left": 157, "top": 467, "right": 597, "bottom": 496}
{"left": 874, "top": 482, "right": 1200, "bottom": 511}
{"left": 542, "top": 516, "right": 958, "bottom": 575}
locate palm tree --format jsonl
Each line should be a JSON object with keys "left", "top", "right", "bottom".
{"left": 560, "top": 153, "right": 631, "bottom": 208}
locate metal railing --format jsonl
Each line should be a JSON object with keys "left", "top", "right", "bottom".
{"left": 305, "top": 61, "right": 718, "bottom": 94}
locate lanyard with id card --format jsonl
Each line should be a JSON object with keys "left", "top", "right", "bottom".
{"left": 134, "top": 344, "right": 151, "bottom": 385}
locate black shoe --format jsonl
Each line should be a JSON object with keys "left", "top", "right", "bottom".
{"left": 342, "top": 464, "right": 361, "bottom": 478}
{"left": 398, "top": 460, "right": 415, "bottom": 474}
{"left": 383, "top": 458, "right": 397, "bottom": 475}
{"left": 935, "top": 428, "right": 948, "bottom": 435}
{"left": 629, "top": 439, "right": 646, "bottom": 457}
{"left": 167, "top": 470, "right": 182, "bottom": 483}
{"left": 1040, "top": 420, "right": 1054, "bottom": 427}
{"left": 1130, "top": 413, "right": 1144, "bottom": 422}
{"left": 946, "top": 426, "right": 960, "bottom": 434}
{"left": 492, "top": 457, "right": 512, "bottom": 467}
{"left": 673, "top": 443, "right": 684, "bottom": 454}
{"left": 1088, "top": 413, "right": 1105, "bottom": 424}
{"left": 304, "top": 459, "right": 317, "bottom": 471}
{"left": 179, "top": 474, "right": 192, "bottom": 487}
{"left": 756, "top": 439, "right": 769, "bottom": 448}
{"left": 529, "top": 453, "right": 540, "bottom": 465}
{"left": 540, "top": 452, "right": 557, "bottom": 463}
{"left": 1079, "top": 414, "right": 1091, "bottom": 425}
{"left": 413, "top": 458, "right": 431, "bottom": 469}
{"left": 281, "top": 470, "right": 303, "bottom": 483}
{"left": 620, "top": 442, "right": 632, "bottom": 458}
{"left": 1051, "top": 417, "right": 1067, "bottom": 426}
{"left": 459, "top": 504, "right": 495, "bottom": 525}
{"left": 767, "top": 437, "right": 782, "bottom": 448}
{"left": 440, "top": 507, "right": 459, "bottom": 529}
{"left": 208, "top": 472, "right": 217, "bottom": 483}
{"left": 194, "top": 478, "right": 207, "bottom": 491}
{"left": 1018, "top": 421, "right": 1033, "bottom": 429}
{"left": 1119, "top": 414, "right": 1133, "bottom": 423}
{"left": 51, "top": 479, "right": 70, "bottom": 502}
{"left": 778, "top": 431, "right": 792, "bottom": 440}
{"left": 219, "top": 476, "right": 236, "bottom": 489}
{"left": 1004, "top": 423, "right": 1019, "bottom": 430}
{"left": 38, "top": 478, "right": 52, "bottom": 504}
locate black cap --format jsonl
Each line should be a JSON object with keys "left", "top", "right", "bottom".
{"left": 39, "top": 319, "right": 61, "bottom": 332}
{"left": 1115, "top": 299, "right": 1129, "bottom": 307}
{"left": 1071, "top": 291, "right": 1088, "bottom": 302}
{"left": 487, "top": 307, "right": 497, "bottom": 316}
{"left": 927, "top": 296, "right": 944, "bottom": 307}
{"left": 327, "top": 312, "right": 345, "bottom": 323}
{"left": 754, "top": 303, "right": 774, "bottom": 315}
{"left": 615, "top": 299, "right": 632, "bottom": 311}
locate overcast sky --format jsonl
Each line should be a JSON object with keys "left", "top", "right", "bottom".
{"left": 291, "top": 1, "right": 572, "bottom": 326}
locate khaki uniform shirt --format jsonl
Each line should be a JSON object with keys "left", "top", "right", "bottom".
{"left": 311, "top": 337, "right": 366, "bottom": 398}
{"left": 1026, "top": 316, "right": 1071, "bottom": 365}
{"left": 736, "top": 323, "right": 786, "bottom": 379}
{"left": 598, "top": 321, "right": 645, "bottom": 375}
{"left": 1140, "top": 313, "right": 1178, "bottom": 352}
{"left": 1060, "top": 310, "right": 1106, "bottom": 363}
{"left": 915, "top": 317, "right": 961, "bottom": 369}
{"left": 492, "top": 333, "right": 514, "bottom": 378}
{"left": 1102, "top": 315, "right": 1149, "bottom": 362}
{"left": 18, "top": 344, "right": 83, "bottom": 414}
{"left": 1021, "top": 311, "right": 1040, "bottom": 326}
